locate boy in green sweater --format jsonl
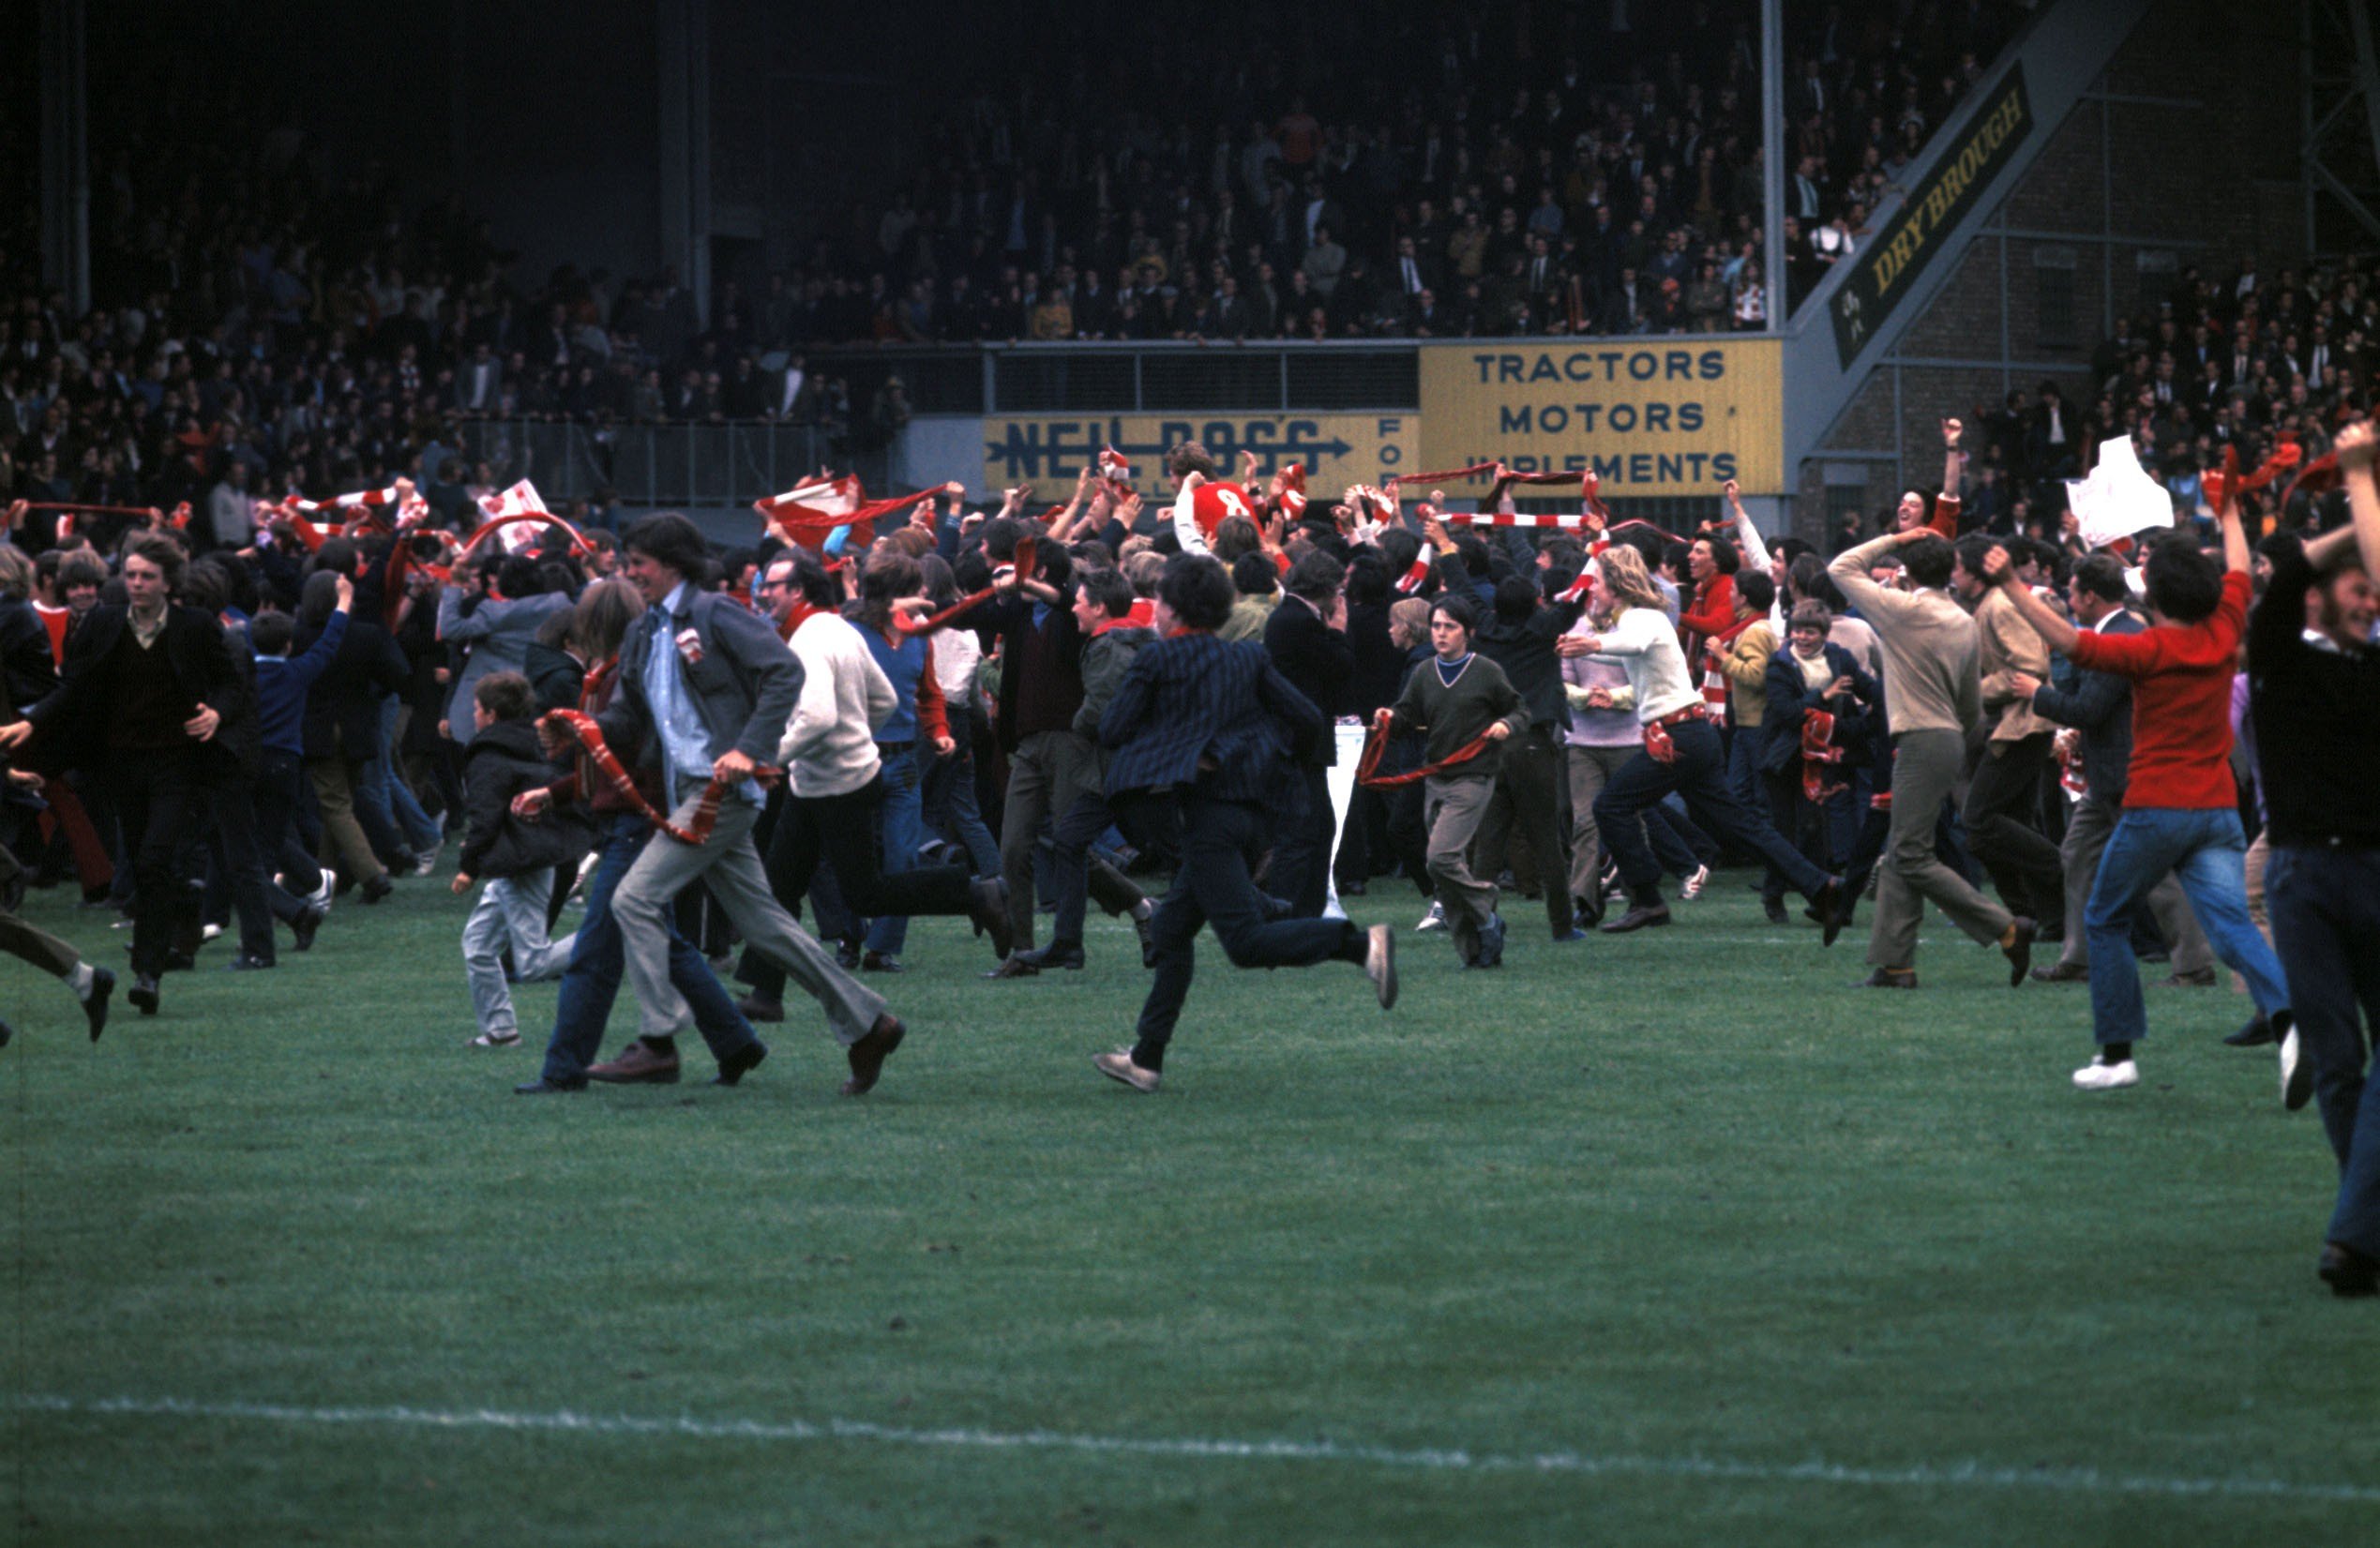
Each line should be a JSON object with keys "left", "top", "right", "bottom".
{"left": 1376, "top": 594, "right": 1528, "bottom": 967}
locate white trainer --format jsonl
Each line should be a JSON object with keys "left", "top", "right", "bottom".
{"left": 2280, "top": 1022, "right": 2312, "bottom": 1111}
{"left": 2072, "top": 1056, "right": 2139, "bottom": 1091}
{"left": 1415, "top": 901, "right": 1447, "bottom": 933}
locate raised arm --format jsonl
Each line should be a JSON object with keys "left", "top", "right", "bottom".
{"left": 1723, "top": 478, "right": 1770, "bottom": 573}
{"left": 1981, "top": 544, "right": 2079, "bottom": 655}
{"left": 2334, "top": 420, "right": 2380, "bottom": 579}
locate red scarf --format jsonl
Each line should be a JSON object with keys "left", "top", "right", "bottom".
{"left": 1798, "top": 708, "right": 1848, "bottom": 804}
{"left": 1354, "top": 717, "right": 1496, "bottom": 789}
{"left": 540, "top": 709, "right": 782, "bottom": 847}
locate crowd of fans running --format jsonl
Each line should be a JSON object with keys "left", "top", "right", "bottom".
{"left": 3, "top": 393, "right": 2375, "bottom": 1295}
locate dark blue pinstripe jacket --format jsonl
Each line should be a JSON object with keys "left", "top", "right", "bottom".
{"left": 1098, "top": 631, "right": 1322, "bottom": 804}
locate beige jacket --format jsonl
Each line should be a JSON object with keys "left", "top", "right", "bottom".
{"left": 1827, "top": 535, "right": 1981, "bottom": 736}
{"left": 1973, "top": 587, "right": 2054, "bottom": 743}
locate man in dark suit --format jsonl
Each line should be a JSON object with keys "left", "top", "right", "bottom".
{"left": 2016, "top": 554, "right": 2212, "bottom": 984}
{"left": 566, "top": 513, "right": 889, "bottom": 1094}
{"left": 1473, "top": 572, "right": 1587, "bottom": 938}
{"left": 2, "top": 535, "right": 240, "bottom": 1015}
{"left": 1262, "top": 550, "right": 1354, "bottom": 917}
{"left": 1092, "top": 552, "right": 1395, "bottom": 1094}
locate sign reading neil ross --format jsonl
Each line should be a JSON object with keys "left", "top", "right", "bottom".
{"left": 983, "top": 414, "right": 1413, "bottom": 499}
{"left": 1830, "top": 64, "right": 2033, "bottom": 368}
{"left": 1416, "top": 340, "right": 1784, "bottom": 495}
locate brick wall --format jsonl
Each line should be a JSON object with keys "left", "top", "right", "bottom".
{"left": 1796, "top": 0, "right": 2303, "bottom": 538}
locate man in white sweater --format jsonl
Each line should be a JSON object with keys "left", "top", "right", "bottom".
{"left": 742, "top": 549, "right": 1010, "bottom": 1014}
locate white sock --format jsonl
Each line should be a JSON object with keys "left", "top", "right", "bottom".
{"left": 68, "top": 961, "right": 95, "bottom": 999}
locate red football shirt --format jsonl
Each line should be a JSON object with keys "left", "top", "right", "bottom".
{"left": 2067, "top": 571, "right": 2249, "bottom": 809}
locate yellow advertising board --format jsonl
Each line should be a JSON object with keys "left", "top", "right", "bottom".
{"left": 1415, "top": 340, "right": 1784, "bottom": 496}
{"left": 981, "top": 413, "right": 1414, "bottom": 501}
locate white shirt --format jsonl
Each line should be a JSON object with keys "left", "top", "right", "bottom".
{"left": 1590, "top": 605, "right": 1702, "bottom": 724}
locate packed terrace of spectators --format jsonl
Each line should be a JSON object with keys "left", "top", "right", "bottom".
{"left": 1, "top": 0, "right": 2050, "bottom": 528}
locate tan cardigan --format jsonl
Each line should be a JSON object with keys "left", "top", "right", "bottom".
{"left": 1974, "top": 587, "right": 2054, "bottom": 743}
{"left": 1827, "top": 535, "right": 1981, "bottom": 737}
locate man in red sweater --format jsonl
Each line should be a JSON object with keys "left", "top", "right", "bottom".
{"left": 1983, "top": 492, "right": 2300, "bottom": 1100}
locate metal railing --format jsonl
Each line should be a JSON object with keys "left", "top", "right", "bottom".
{"left": 450, "top": 419, "right": 884, "bottom": 507}
{"left": 798, "top": 339, "right": 1424, "bottom": 416}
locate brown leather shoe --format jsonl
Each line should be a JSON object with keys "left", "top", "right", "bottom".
{"left": 2029, "top": 961, "right": 2090, "bottom": 984}
{"left": 2002, "top": 917, "right": 2036, "bottom": 987}
{"left": 1598, "top": 904, "right": 1672, "bottom": 934}
{"left": 982, "top": 954, "right": 1039, "bottom": 980}
{"left": 841, "top": 1014, "right": 905, "bottom": 1096}
{"left": 2161, "top": 967, "right": 2219, "bottom": 988}
{"left": 1855, "top": 968, "right": 1919, "bottom": 989}
{"left": 587, "top": 1039, "right": 681, "bottom": 1085}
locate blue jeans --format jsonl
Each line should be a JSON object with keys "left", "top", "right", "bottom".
{"left": 540, "top": 813, "right": 759, "bottom": 1082}
{"left": 2085, "top": 807, "right": 2291, "bottom": 1048}
{"left": 863, "top": 751, "right": 926, "bottom": 955}
{"left": 1596, "top": 718, "right": 1830, "bottom": 905}
{"left": 920, "top": 710, "right": 1000, "bottom": 876}
{"left": 2265, "top": 847, "right": 2380, "bottom": 1257}
{"left": 369, "top": 697, "right": 444, "bottom": 855}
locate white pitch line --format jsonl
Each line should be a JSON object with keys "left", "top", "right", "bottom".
{"left": 12, "top": 1394, "right": 2377, "bottom": 1506}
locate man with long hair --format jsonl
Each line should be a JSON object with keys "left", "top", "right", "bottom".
{"left": 1561, "top": 547, "right": 1845, "bottom": 938}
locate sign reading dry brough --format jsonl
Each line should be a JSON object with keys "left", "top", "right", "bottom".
{"left": 1416, "top": 340, "right": 1785, "bottom": 495}
{"left": 1830, "top": 64, "right": 2032, "bottom": 368}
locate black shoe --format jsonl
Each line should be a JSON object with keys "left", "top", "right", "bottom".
{"left": 1764, "top": 898, "right": 1790, "bottom": 925}
{"left": 737, "top": 995, "right": 785, "bottom": 1024}
{"left": 1133, "top": 909, "right": 1157, "bottom": 969}
{"left": 83, "top": 968, "right": 113, "bottom": 1043}
{"left": 2319, "top": 1241, "right": 2380, "bottom": 1298}
{"left": 1017, "top": 941, "right": 1087, "bottom": 970}
{"left": 2223, "top": 1015, "right": 2276, "bottom": 1048}
{"left": 2002, "top": 917, "right": 2037, "bottom": 987}
{"left": 1574, "top": 892, "right": 1606, "bottom": 929}
{"left": 860, "top": 951, "right": 906, "bottom": 973}
{"left": 290, "top": 904, "right": 324, "bottom": 953}
{"left": 1599, "top": 904, "right": 1671, "bottom": 934}
{"left": 225, "top": 954, "right": 276, "bottom": 971}
{"left": 128, "top": 974, "right": 160, "bottom": 1015}
{"left": 969, "top": 877, "right": 1015, "bottom": 959}
{"left": 1855, "top": 967, "right": 1920, "bottom": 989}
{"left": 359, "top": 873, "right": 394, "bottom": 906}
{"left": 1811, "top": 878, "right": 1847, "bottom": 948}
{"left": 711, "top": 1040, "right": 769, "bottom": 1087}
{"left": 1475, "top": 914, "right": 1508, "bottom": 967}
{"left": 835, "top": 938, "right": 863, "bottom": 969}
{"left": 513, "top": 1075, "right": 588, "bottom": 1095}
{"left": 983, "top": 954, "right": 1039, "bottom": 980}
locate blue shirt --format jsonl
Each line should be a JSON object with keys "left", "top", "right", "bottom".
{"left": 253, "top": 609, "right": 348, "bottom": 756}
{"left": 640, "top": 582, "right": 762, "bottom": 806}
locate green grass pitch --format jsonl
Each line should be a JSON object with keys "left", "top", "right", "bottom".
{"left": 3, "top": 868, "right": 2372, "bottom": 1545}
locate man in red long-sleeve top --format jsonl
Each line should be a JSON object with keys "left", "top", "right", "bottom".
{"left": 1893, "top": 418, "right": 1966, "bottom": 541}
{"left": 1983, "top": 488, "right": 2300, "bottom": 1103}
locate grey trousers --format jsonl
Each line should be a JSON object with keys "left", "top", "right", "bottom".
{"left": 999, "top": 729, "right": 1110, "bottom": 953}
{"left": 1564, "top": 744, "right": 1635, "bottom": 904}
{"left": 2055, "top": 795, "right": 2212, "bottom": 973}
{"left": 614, "top": 782, "right": 883, "bottom": 1045}
{"left": 460, "top": 871, "right": 577, "bottom": 1040}
{"left": 1423, "top": 772, "right": 1499, "bottom": 960}
{"left": 1868, "top": 729, "right": 2015, "bottom": 969}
